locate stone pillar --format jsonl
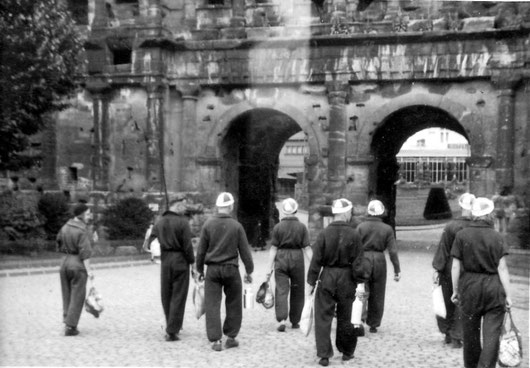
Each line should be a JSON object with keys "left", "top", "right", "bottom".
{"left": 493, "top": 75, "right": 521, "bottom": 193}
{"left": 92, "top": 0, "right": 108, "bottom": 28}
{"left": 177, "top": 83, "right": 199, "bottom": 191}
{"left": 327, "top": 87, "right": 348, "bottom": 200}
{"left": 146, "top": 84, "right": 164, "bottom": 191}
{"left": 87, "top": 82, "right": 111, "bottom": 191}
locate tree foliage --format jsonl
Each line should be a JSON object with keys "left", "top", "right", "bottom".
{"left": 0, "top": 0, "right": 84, "bottom": 171}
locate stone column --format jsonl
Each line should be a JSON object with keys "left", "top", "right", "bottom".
{"left": 92, "top": 0, "right": 108, "bottom": 28}
{"left": 146, "top": 84, "right": 164, "bottom": 191}
{"left": 177, "top": 83, "right": 199, "bottom": 192}
{"left": 493, "top": 75, "right": 520, "bottom": 193}
{"left": 327, "top": 86, "right": 348, "bottom": 200}
{"left": 87, "top": 82, "right": 111, "bottom": 190}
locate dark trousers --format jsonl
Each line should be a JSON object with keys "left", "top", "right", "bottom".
{"left": 314, "top": 267, "right": 358, "bottom": 359}
{"left": 60, "top": 255, "right": 88, "bottom": 328}
{"left": 436, "top": 270, "right": 462, "bottom": 340}
{"left": 363, "top": 251, "right": 387, "bottom": 328}
{"left": 460, "top": 273, "right": 506, "bottom": 368}
{"left": 204, "top": 264, "right": 242, "bottom": 342}
{"left": 160, "top": 252, "right": 190, "bottom": 335}
{"left": 274, "top": 249, "right": 305, "bottom": 325}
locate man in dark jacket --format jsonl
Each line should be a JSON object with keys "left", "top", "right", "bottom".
{"left": 57, "top": 203, "right": 94, "bottom": 336}
{"left": 196, "top": 192, "right": 254, "bottom": 351}
{"left": 307, "top": 198, "right": 366, "bottom": 367}
{"left": 357, "top": 199, "right": 400, "bottom": 333}
{"left": 265, "top": 198, "right": 312, "bottom": 332}
{"left": 432, "top": 192, "right": 475, "bottom": 347}
{"left": 149, "top": 197, "right": 195, "bottom": 342}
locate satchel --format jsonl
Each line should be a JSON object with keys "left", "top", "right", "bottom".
{"left": 85, "top": 278, "right": 104, "bottom": 318}
{"left": 432, "top": 284, "right": 446, "bottom": 318}
{"left": 498, "top": 309, "right": 523, "bottom": 367}
{"left": 192, "top": 277, "right": 205, "bottom": 320}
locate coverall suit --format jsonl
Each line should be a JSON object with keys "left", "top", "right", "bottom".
{"left": 196, "top": 213, "right": 254, "bottom": 342}
{"left": 451, "top": 221, "right": 509, "bottom": 368}
{"left": 57, "top": 218, "right": 93, "bottom": 329}
{"left": 150, "top": 210, "right": 195, "bottom": 336}
{"left": 307, "top": 221, "right": 366, "bottom": 359}
{"left": 432, "top": 216, "right": 472, "bottom": 342}
{"left": 356, "top": 217, "right": 400, "bottom": 329}
{"left": 270, "top": 216, "right": 310, "bottom": 326}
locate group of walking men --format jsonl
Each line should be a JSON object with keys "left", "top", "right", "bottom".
{"left": 57, "top": 189, "right": 514, "bottom": 368}
{"left": 432, "top": 193, "right": 513, "bottom": 368}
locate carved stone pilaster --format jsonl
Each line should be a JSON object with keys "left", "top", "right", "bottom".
{"left": 146, "top": 84, "right": 164, "bottom": 190}
{"left": 327, "top": 86, "right": 348, "bottom": 200}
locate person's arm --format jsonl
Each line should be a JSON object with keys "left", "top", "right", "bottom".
{"left": 301, "top": 225, "right": 312, "bottom": 263}
{"left": 181, "top": 219, "right": 195, "bottom": 264}
{"left": 83, "top": 259, "right": 93, "bottom": 279}
{"left": 266, "top": 246, "right": 278, "bottom": 276}
{"left": 237, "top": 225, "right": 254, "bottom": 279}
{"left": 432, "top": 226, "right": 451, "bottom": 283}
{"left": 386, "top": 229, "right": 401, "bottom": 281}
{"left": 195, "top": 226, "right": 208, "bottom": 276}
{"left": 497, "top": 256, "right": 512, "bottom": 308}
{"left": 307, "top": 233, "right": 324, "bottom": 287}
{"left": 450, "top": 258, "right": 461, "bottom": 304}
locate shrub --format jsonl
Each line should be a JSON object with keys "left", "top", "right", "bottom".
{"left": 0, "top": 190, "right": 44, "bottom": 240}
{"left": 101, "top": 197, "right": 153, "bottom": 240}
{"left": 38, "top": 192, "right": 71, "bottom": 240}
{"left": 423, "top": 187, "right": 452, "bottom": 220}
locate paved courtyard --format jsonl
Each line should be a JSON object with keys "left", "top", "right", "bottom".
{"left": 0, "top": 247, "right": 528, "bottom": 368}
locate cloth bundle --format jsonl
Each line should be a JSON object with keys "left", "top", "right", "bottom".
{"left": 256, "top": 275, "right": 274, "bottom": 309}
{"left": 432, "top": 284, "right": 446, "bottom": 318}
{"left": 192, "top": 275, "right": 205, "bottom": 320}
{"left": 85, "top": 278, "right": 104, "bottom": 318}
{"left": 300, "top": 284, "right": 317, "bottom": 337}
{"left": 498, "top": 309, "right": 523, "bottom": 367}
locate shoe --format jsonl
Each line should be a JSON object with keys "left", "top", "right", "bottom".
{"left": 292, "top": 323, "right": 300, "bottom": 329}
{"left": 64, "top": 326, "right": 79, "bottom": 336}
{"left": 452, "top": 339, "right": 463, "bottom": 348}
{"left": 165, "top": 333, "right": 179, "bottom": 342}
{"left": 212, "top": 340, "right": 222, "bottom": 351}
{"left": 225, "top": 337, "right": 239, "bottom": 349}
{"left": 369, "top": 326, "right": 377, "bottom": 333}
{"left": 318, "top": 358, "right": 329, "bottom": 367}
{"left": 444, "top": 334, "right": 452, "bottom": 344}
{"left": 342, "top": 353, "right": 354, "bottom": 361}
{"left": 277, "top": 323, "right": 286, "bottom": 332}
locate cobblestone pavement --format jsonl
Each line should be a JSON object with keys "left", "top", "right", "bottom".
{"left": 0, "top": 249, "right": 527, "bottom": 368}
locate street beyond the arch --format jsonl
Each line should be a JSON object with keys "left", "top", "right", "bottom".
{"left": 0, "top": 239, "right": 528, "bottom": 368}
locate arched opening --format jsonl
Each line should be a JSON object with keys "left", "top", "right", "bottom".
{"left": 371, "top": 105, "right": 469, "bottom": 228}
{"left": 220, "top": 108, "right": 301, "bottom": 249}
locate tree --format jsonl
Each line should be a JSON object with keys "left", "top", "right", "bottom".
{"left": 0, "top": 0, "right": 84, "bottom": 171}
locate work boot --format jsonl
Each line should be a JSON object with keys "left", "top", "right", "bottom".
{"left": 342, "top": 353, "right": 354, "bottom": 361}
{"left": 277, "top": 321, "right": 286, "bottom": 332}
{"left": 369, "top": 326, "right": 377, "bottom": 333}
{"left": 318, "top": 358, "right": 329, "bottom": 366}
{"left": 165, "top": 333, "right": 179, "bottom": 342}
{"left": 212, "top": 340, "right": 222, "bottom": 351}
{"left": 225, "top": 337, "right": 239, "bottom": 349}
{"left": 64, "top": 326, "right": 79, "bottom": 336}
{"left": 452, "top": 339, "right": 463, "bottom": 348}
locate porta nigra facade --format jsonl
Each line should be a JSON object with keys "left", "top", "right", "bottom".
{"left": 34, "top": 0, "right": 530, "bottom": 241}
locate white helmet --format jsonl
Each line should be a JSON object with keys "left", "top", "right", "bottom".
{"left": 471, "top": 197, "right": 494, "bottom": 217}
{"left": 281, "top": 198, "right": 298, "bottom": 215}
{"left": 458, "top": 193, "right": 475, "bottom": 211}
{"left": 332, "top": 198, "right": 353, "bottom": 214}
{"left": 216, "top": 192, "right": 234, "bottom": 207}
{"left": 367, "top": 200, "right": 385, "bottom": 216}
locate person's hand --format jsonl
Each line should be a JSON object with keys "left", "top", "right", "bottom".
{"left": 451, "top": 292, "right": 460, "bottom": 305}
{"left": 505, "top": 296, "right": 513, "bottom": 309}
{"left": 394, "top": 273, "right": 401, "bottom": 282}
{"left": 198, "top": 273, "right": 205, "bottom": 282}
{"left": 432, "top": 271, "right": 440, "bottom": 285}
{"left": 306, "top": 283, "right": 315, "bottom": 296}
{"left": 244, "top": 274, "right": 252, "bottom": 284}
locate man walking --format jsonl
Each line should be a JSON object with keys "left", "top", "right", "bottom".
{"left": 432, "top": 192, "right": 475, "bottom": 347}
{"left": 266, "top": 198, "right": 312, "bottom": 332}
{"left": 57, "top": 203, "right": 94, "bottom": 336}
{"left": 149, "top": 197, "right": 195, "bottom": 342}
{"left": 196, "top": 192, "right": 254, "bottom": 351}
{"left": 357, "top": 199, "right": 400, "bottom": 333}
{"left": 307, "top": 198, "right": 366, "bottom": 366}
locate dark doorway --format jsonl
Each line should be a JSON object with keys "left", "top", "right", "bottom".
{"left": 221, "top": 108, "right": 300, "bottom": 249}
{"left": 371, "top": 105, "right": 469, "bottom": 229}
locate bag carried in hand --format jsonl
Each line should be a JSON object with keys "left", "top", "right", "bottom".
{"left": 85, "top": 278, "right": 104, "bottom": 318}
{"left": 432, "top": 284, "right": 446, "bottom": 318}
{"left": 192, "top": 277, "right": 205, "bottom": 320}
{"left": 256, "top": 274, "right": 274, "bottom": 309}
{"left": 498, "top": 309, "right": 523, "bottom": 367}
{"left": 300, "top": 285, "right": 316, "bottom": 337}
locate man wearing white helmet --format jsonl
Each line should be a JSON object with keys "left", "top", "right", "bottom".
{"left": 432, "top": 192, "right": 475, "bottom": 348}
{"left": 265, "top": 198, "right": 311, "bottom": 332}
{"left": 307, "top": 198, "right": 366, "bottom": 367}
{"left": 196, "top": 192, "right": 254, "bottom": 351}
{"left": 356, "top": 199, "right": 400, "bottom": 333}
{"left": 451, "top": 197, "right": 513, "bottom": 368}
